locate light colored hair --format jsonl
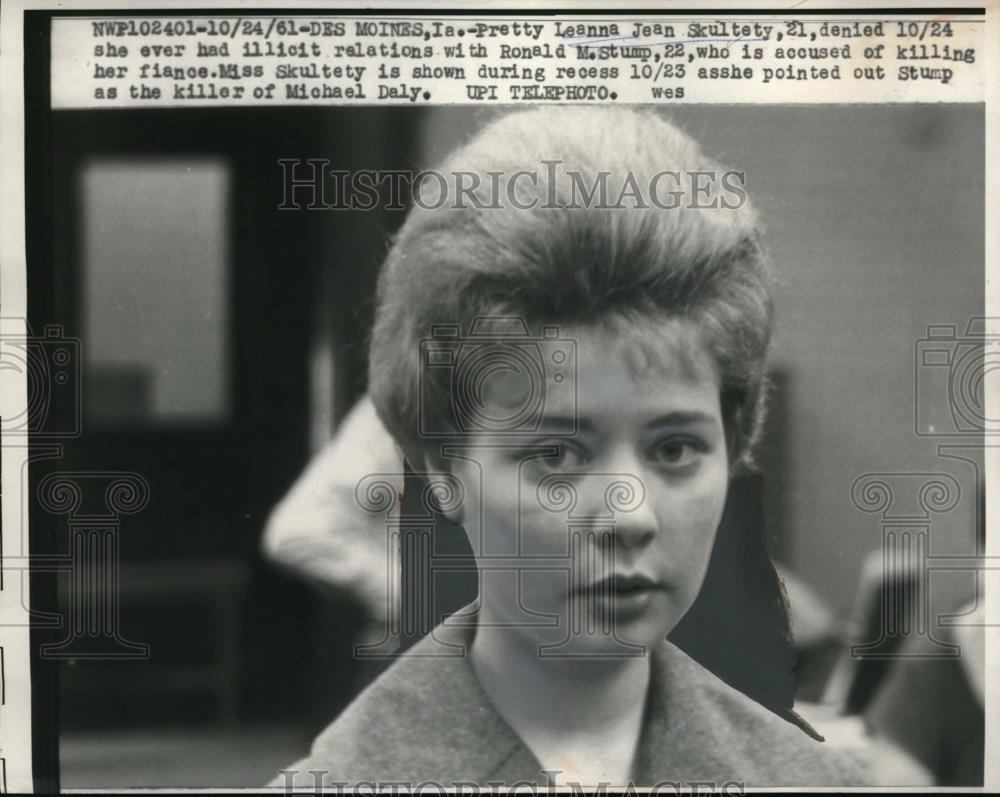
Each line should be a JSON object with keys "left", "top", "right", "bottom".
{"left": 369, "top": 107, "right": 772, "bottom": 471}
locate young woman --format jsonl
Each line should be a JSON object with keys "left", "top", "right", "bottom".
{"left": 276, "top": 107, "right": 869, "bottom": 789}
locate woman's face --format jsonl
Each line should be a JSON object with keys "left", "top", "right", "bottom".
{"left": 439, "top": 319, "right": 730, "bottom": 657}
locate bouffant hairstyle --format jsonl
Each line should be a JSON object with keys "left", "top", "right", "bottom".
{"left": 369, "top": 107, "right": 772, "bottom": 472}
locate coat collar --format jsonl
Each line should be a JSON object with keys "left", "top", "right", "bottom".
{"left": 377, "top": 607, "right": 733, "bottom": 786}
{"left": 294, "top": 604, "right": 862, "bottom": 789}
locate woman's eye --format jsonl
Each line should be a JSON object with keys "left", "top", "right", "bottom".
{"left": 648, "top": 437, "right": 705, "bottom": 468}
{"left": 538, "top": 440, "right": 590, "bottom": 470}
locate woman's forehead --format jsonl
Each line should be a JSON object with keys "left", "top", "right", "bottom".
{"left": 478, "top": 317, "right": 721, "bottom": 425}
{"left": 559, "top": 326, "right": 718, "bottom": 419}
{"left": 570, "top": 317, "right": 716, "bottom": 379}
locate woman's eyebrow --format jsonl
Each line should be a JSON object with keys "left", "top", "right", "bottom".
{"left": 645, "top": 411, "right": 717, "bottom": 432}
{"left": 534, "top": 416, "right": 592, "bottom": 435}
{"left": 534, "top": 412, "right": 716, "bottom": 436}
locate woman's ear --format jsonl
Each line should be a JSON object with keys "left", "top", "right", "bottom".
{"left": 418, "top": 450, "right": 465, "bottom": 525}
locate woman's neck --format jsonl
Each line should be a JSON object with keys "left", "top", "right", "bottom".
{"left": 468, "top": 607, "right": 652, "bottom": 785}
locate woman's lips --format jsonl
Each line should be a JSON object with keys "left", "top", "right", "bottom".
{"left": 572, "top": 573, "right": 670, "bottom": 617}
{"left": 575, "top": 572, "right": 668, "bottom": 595}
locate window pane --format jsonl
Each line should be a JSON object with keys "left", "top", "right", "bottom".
{"left": 81, "top": 157, "right": 231, "bottom": 428}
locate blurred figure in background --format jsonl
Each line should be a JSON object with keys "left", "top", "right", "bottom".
{"left": 860, "top": 486, "right": 987, "bottom": 786}
{"left": 263, "top": 395, "right": 400, "bottom": 648}
{"left": 796, "top": 482, "right": 987, "bottom": 787}
{"left": 863, "top": 586, "right": 985, "bottom": 785}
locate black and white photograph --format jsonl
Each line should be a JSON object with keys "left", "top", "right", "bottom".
{"left": 0, "top": 2, "right": 996, "bottom": 792}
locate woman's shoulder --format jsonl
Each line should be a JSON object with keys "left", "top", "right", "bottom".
{"left": 647, "top": 641, "right": 871, "bottom": 787}
{"left": 271, "top": 630, "right": 531, "bottom": 789}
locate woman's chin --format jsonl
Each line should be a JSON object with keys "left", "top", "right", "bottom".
{"left": 525, "top": 602, "right": 677, "bottom": 659}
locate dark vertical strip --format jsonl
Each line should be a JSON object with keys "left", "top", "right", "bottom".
{"left": 24, "top": 10, "right": 61, "bottom": 793}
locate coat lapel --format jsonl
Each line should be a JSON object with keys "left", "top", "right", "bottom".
{"left": 367, "top": 615, "right": 549, "bottom": 784}
{"left": 382, "top": 622, "right": 726, "bottom": 785}
{"left": 297, "top": 619, "right": 849, "bottom": 789}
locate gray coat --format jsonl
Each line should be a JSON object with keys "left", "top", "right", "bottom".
{"left": 275, "top": 620, "right": 868, "bottom": 789}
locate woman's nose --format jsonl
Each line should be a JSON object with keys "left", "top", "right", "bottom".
{"left": 607, "top": 482, "right": 658, "bottom": 551}
{"left": 575, "top": 468, "right": 658, "bottom": 550}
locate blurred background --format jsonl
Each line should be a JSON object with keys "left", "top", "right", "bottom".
{"left": 40, "top": 105, "right": 985, "bottom": 787}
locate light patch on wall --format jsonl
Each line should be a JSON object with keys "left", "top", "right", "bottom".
{"left": 81, "top": 157, "right": 231, "bottom": 427}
